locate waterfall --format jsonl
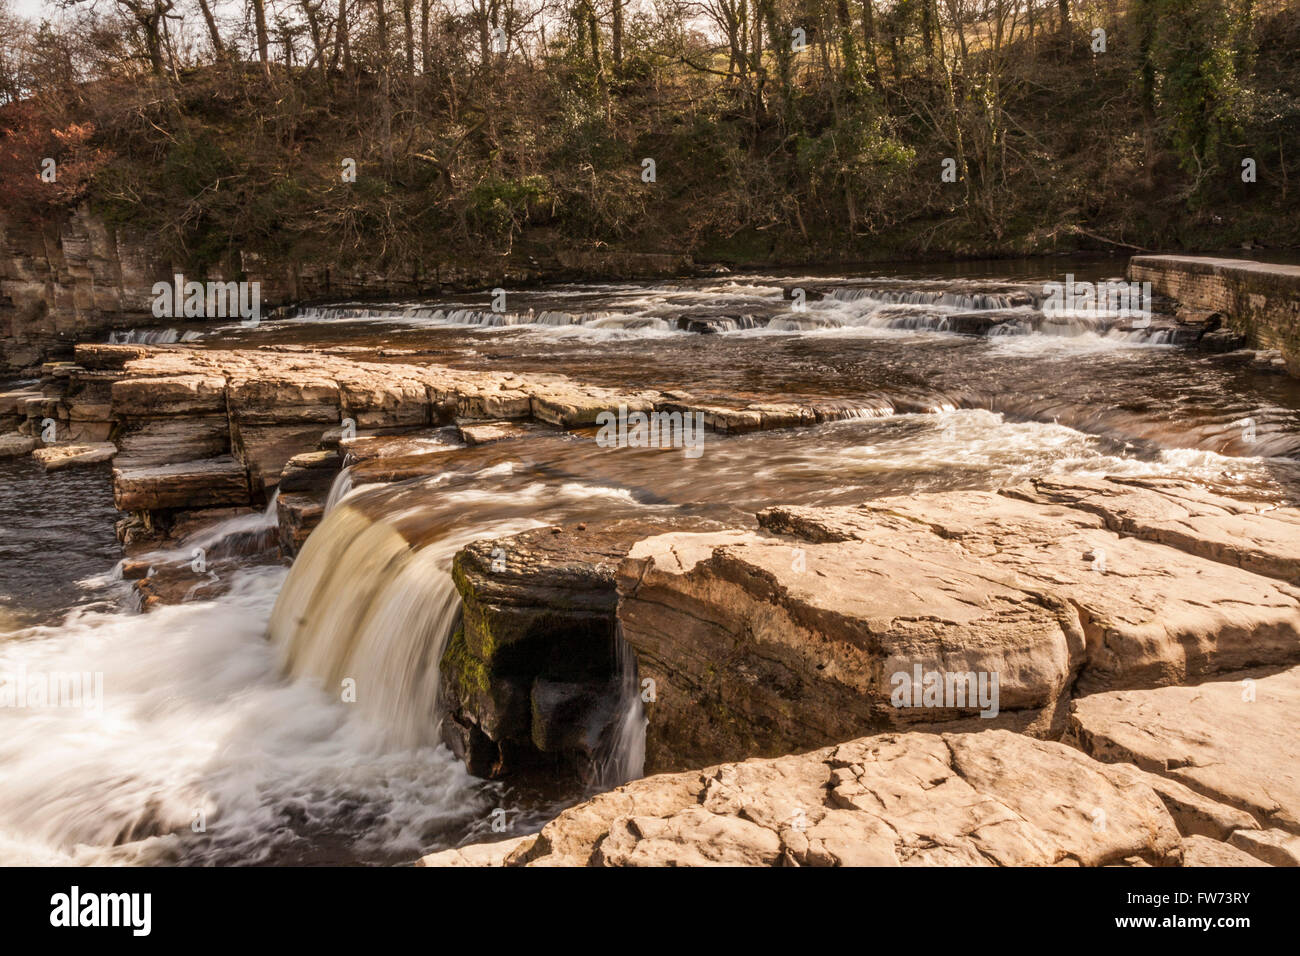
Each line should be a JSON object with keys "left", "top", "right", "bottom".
{"left": 588, "top": 625, "right": 646, "bottom": 790}
{"left": 107, "top": 491, "right": 282, "bottom": 577}
{"left": 270, "top": 506, "right": 461, "bottom": 749}
{"left": 268, "top": 472, "right": 650, "bottom": 775}
{"left": 107, "top": 329, "right": 203, "bottom": 345}
{"left": 323, "top": 466, "right": 355, "bottom": 513}
{"left": 828, "top": 287, "right": 1031, "bottom": 310}
{"left": 287, "top": 304, "right": 613, "bottom": 329}
{"left": 269, "top": 487, "right": 544, "bottom": 751}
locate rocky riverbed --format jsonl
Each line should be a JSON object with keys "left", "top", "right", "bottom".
{"left": 2, "top": 266, "right": 1298, "bottom": 866}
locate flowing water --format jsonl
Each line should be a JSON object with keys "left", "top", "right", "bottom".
{"left": 3, "top": 259, "right": 1299, "bottom": 865}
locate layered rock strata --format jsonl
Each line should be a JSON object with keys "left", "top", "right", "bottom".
{"left": 442, "top": 476, "right": 1300, "bottom": 778}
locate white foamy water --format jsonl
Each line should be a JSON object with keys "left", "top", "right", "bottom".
{"left": 107, "top": 328, "right": 203, "bottom": 345}
{"left": 0, "top": 568, "right": 493, "bottom": 865}
{"left": 214, "top": 270, "right": 1182, "bottom": 346}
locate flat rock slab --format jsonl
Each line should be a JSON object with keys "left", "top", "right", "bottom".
{"left": 420, "top": 730, "right": 1209, "bottom": 867}
{"left": 1007, "top": 475, "right": 1300, "bottom": 585}
{"left": 339, "top": 429, "right": 461, "bottom": 462}
{"left": 417, "top": 835, "right": 535, "bottom": 867}
{"left": 828, "top": 490, "right": 1300, "bottom": 694}
{"left": 0, "top": 389, "right": 44, "bottom": 417}
{"left": 116, "top": 418, "right": 230, "bottom": 467}
{"left": 1180, "top": 835, "right": 1269, "bottom": 866}
{"left": 277, "top": 449, "right": 341, "bottom": 493}
{"left": 113, "top": 456, "right": 251, "bottom": 511}
{"left": 1066, "top": 664, "right": 1300, "bottom": 836}
{"left": 32, "top": 442, "right": 117, "bottom": 471}
{"left": 276, "top": 491, "right": 325, "bottom": 556}
{"left": 0, "top": 433, "right": 36, "bottom": 457}
{"left": 457, "top": 419, "right": 555, "bottom": 446}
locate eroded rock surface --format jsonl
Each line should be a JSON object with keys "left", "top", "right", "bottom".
{"left": 6, "top": 344, "right": 918, "bottom": 542}
{"left": 419, "top": 729, "right": 1259, "bottom": 867}
{"left": 1007, "top": 475, "right": 1300, "bottom": 585}
{"left": 1065, "top": 664, "right": 1300, "bottom": 836}
{"left": 613, "top": 483, "right": 1300, "bottom": 772}
{"left": 442, "top": 518, "right": 725, "bottom": 777}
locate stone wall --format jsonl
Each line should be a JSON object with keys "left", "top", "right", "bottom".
{"left": 1128, "top": 255, "right": 1300, "bottom": 375}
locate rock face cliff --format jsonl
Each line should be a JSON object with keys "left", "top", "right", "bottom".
{"left": 0, "top": 210, "right": 162, "bottom": 371}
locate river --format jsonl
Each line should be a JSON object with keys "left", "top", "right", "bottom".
{"left": 2, "top": 258, "right": 1297, "bottom": 864}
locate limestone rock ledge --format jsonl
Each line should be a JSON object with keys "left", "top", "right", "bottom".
{"left": 419, "top": 728, "right": 1277, "bottom": 867}
{"left": 440, "top": 476, "right": 1300, "bottom": 782}
{"left": 616, "top": 480, "right": 1300, "bottom": 772}
{"left": 3, "top": 343, "right": 911, "bottom": 536}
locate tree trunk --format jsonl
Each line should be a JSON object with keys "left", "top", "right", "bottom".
{"left": 835, "top": 0, "right": 859, "bottom": 88}
{"left": 583, "top": 0, "right": 609, "bottom": 115}
{"left": 251, "top": 0, "right": 272, "bottom": 78}
{"left": 332, "top": 0, "right": 351, "bottom": 71}
{"left": 860, "top": 0, "right": 881, "bottom": 86}
{"left": 401, "top": 0, "right": 416, "bottom": 74}
{"left": 612, "top": 0, "right": 624, "bottom": 69}
{"left": 196, "top": 0, "right": 226, "bottom": 59}
{"left": 921, "top": 0, "right": 935, "bottom": 73}
{"left": 420, "top": 0, "right": 431, "bottom": 72}
{"left": 303, "top": 1, "right": 329, "bottom": 78}
{"left": 377, "top": 0, "right": 393, "bottom": 170}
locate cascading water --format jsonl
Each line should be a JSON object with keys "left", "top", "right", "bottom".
{"left": 107, "top": 328, "right": 203, "bottom": 345}
{"left": 269, "top": 469, "right": 647, "bottom": 762}
{"left": 4, "top": 261, "right": 1298, "bottom": 866}
{"left": 588, "top": 625, "right": 647, "bottom": 790}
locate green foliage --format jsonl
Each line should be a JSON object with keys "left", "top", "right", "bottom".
{"left": 1143, "top": 0, "right": 1252, "bottom": 178}
{"left": 467, "top": 174, "right": 552, "bottom": 245}
{"left": 161, "top": 132, "right": 238, "bottom": 199}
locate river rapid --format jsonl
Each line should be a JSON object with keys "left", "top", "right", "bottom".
{"left": 2, "top": 258, "right": 1297, "bottom": 865}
